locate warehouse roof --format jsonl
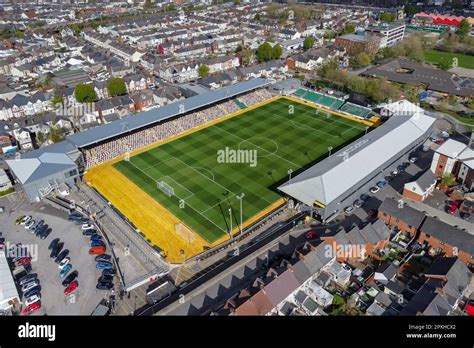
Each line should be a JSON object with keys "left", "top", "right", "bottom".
{"left": 66, "top": 78, "right": 272, "bottom": 148}
{"left": 278, "top": 102, "right": 435, "bottom": 206}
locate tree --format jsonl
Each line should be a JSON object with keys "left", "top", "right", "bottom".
{"left": 457, "top": 19, "right": 470, "bottom": 38}
{"left": 234, "top": 0, "right": 241, "bottom": 4}
{"left": 49, "top": 127, "right": 64, "bottom": 144}
{"left": 256, "top": 42, "right": 274, "bottom": 62}
{"left": 347, "top": 75, "right": 366, "bottom": 93}
{"left": 438, "top": 60, "right": 451, "bottom": 71}
{"left": 241, "top": 49, "right": 254, "bottom": 66}
{"left": 36, "top": 131, "right": 45, "bottom": 144}
{"left": 50, "top": 95, "right": 64, "bottom": 107}
{"left": 107, "top": 77, "right": 127, "bottom": 97}
{"left": 254, "top": 13, "right": 261, "bottom": 21}
{"left": 343, "top": 23, "right": 355, "bottom": 34}
{"left": 272, "top": 44, "right": 282, "bottom": 59}
{"left": 74, "top": 83, "right": 97, "bottom": 103}
{"left": 143, "top": 0, "right": 154, "bottom": 10}
{"left": 317, "top": 59, "right": 339, "bottom": 78}
{"left": 354, "top": 52, "right": 371, "bottom": 67}
{"left": 467, "top": 99, "right": 474, "bottom": 110}
{"left": 198, "top": 64, "right": 209, "bottom": 78}
{"left": 380, "top": 12, "right": 396, "bottom": 23}
{"left": 303, "top": 37, "right": 315, "bottom": 50}
{"left": 405, "top": 35, "right": 424, "bottom": 62}
{"left": 404, "top": 4, "right": 418, "bottom": 17}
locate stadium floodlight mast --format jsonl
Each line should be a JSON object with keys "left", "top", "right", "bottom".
{"left": 237, "top": 193, "right": 245, "bottom": 234}
{"left": 229, "top": 207, "right": 232, "bottom": 236}
{"left": 288, "top": 169, "right": 293, "bottom": 183}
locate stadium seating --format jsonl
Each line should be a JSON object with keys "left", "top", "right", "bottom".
{"left": 83, "top": 90, "right": 273, "bottom": 168}
{"left": 293, "top": 88, "right": 345, "bottom": 111}
{"left": 339, "top": 102, "right": 373, "bottom": 119}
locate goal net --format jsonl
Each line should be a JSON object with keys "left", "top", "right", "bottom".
{"left": 175, "top": 223, "right": 196, "bottom": 243}
{"left": 158, "top": 181, "right": 175, "bottom": 197}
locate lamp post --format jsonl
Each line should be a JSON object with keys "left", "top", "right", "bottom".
{"left": 288, "top": 169, "right": 293, "bottom": 183}
{"left": 229, "top": 207, "right": 232, "bottom": 236}
{"left": 328, "top": 146, "right": 333, "bottom": 157}
{"left": 236, "top": 193, "right": 245, "bottom": 233}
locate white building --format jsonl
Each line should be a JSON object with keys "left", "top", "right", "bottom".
{"left": 0, "top": 251, "right": 20, "bottom": 311}
{"left": 366, "top": 21, "right": 406, "bottom": 48}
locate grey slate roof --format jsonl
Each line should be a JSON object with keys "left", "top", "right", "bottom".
{"left": 378, "top": 198, "right": 426, "bottom": 229}
{"left": 421, "top": 217, "right": 474, "bottom": 256}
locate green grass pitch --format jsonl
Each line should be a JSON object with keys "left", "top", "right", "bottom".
{"left": 114, "top": 98, "right": 366, "bottom": 243}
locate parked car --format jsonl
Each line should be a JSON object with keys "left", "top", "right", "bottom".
{"left": 68, "top": 213, "right": 82, "bottom": 221}
{"left": 59, "top": 257, "right": 70, "bottom": 269}
{"left": 96, "top": 261, "right": 113, "bottom": 270}
{"left": 353, "top": 199, "right": 363, "bottom": 208}
{"left": 377, "top": 180, "right": 387, "bottom": 188}
{"left": 461, "top": 212, "right": 471, "bottom": 221}
{"left": 34, "top": 225, "right": 46, "bottom": 237}
{"left": 15, "top": 215, "right": 26, "bottom": 225}
{"left": 75, "top": 218, "right": 90, "bottom": 225}
{"left": 391, "top": 169, "right": 399, "bottom": 176}
{"left": 59, "top": 264, "right": 72, "bottom": 278}
{"left": 20, "top": 216, "right": 32, "bottom": 225}
{"left": 83, "top": 229, "right": 97, "bottom": 236}
{"left": 96, "top": 281, "right": 114, "bottom": 290}
{"left": 447, "top": 201, "right": 459, "bottom": 215}
{"left": 95, "top": 254, "right": 111, "bottom": 262}
{"left": 61, "top": 271, "right": 78, "bottom": 287}
{"left": 409, "top": 157, "right": 417, "bottom": 163}
{"left": 360, "top": 194, "right": 369, "bottom": 201}
{"left": 22, "top": 302, "right": 41, "bottom": 315}
{"left": 81, "top": 224, "right": 95, "bottom": 231}
{"left": 344, "top": 206, "right": 354, "bottom": 215}
{"left": 64, "top": 280, "right": 78, "bottom": 295}
{"left": 50, "top": 242, "right": 64, "bottom": 259}
{"left": 18, "top": 274, "right": 37, "bottom": 287}
{"left": 55, "top": 249, "right": 69, "bottom": 264}
{"left": 305, "top": 230, "right": 317, "bottom": 239}
{"left": 91, "top": 240, "right": 105, "bottom": 248}
{"left": 48, "top": 238, "right": 60, "bottom": 251}
{"left": 25, "top": 294, "right": 41, "bottom": 306}
{"left": 370, "top": 186, "right": 380, "bottom": 194}
{"left": 90, "top": 235, "right": 102, "bottom": 242}
{"left": 435, "top": 139, "right": 445, "bottom": 145}
{"left": 102, "top": 269, "right": 117, "bottom": 276}
{"left": 40, "top": 228, "right": 52, "bottom": 240}
{"left": 25, "top": 220, "right": 35, "bottom": 230}
{"left": 21, "top": 280, "right": 40, "bottom": 293}
{"left": 15, "top": 257, "right": 32, "bottom": 267}
{"left": 98, "top": 275, "right": 114, "bottom": 283}
{"left": 89, "top": 246, "right": 106, "bottom": 255}
{"left": 23, "top": 287, "right": 41, "bottom": 300}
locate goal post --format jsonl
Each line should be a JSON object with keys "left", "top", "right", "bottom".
{"left": 157, "top": 181, "right": 175, "bottom": 197}
{"left": 175, "top": 223, "right": 196, "bottom": 244}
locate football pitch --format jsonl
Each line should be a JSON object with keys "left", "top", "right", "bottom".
{"left": 114, "top": 98, "right": 366, "bottom": 243}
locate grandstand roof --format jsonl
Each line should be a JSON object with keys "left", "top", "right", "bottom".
{"left": 67, "top": 78, "right": 273, "bottom": 148}
{"left": 278, "top": 101, "right": 435, "bottom": 206}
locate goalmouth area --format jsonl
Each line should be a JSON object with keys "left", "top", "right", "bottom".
{"left": 84, "top": 96, "right": 375, "bottom": 263}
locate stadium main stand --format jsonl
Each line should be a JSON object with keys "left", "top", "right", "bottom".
{"left": 340, "top": 102, "right": 373, "bottom": 119}
{"left": 294, "top": 88, "right": 345, "bottom": 110}
{"left": 83, "top": 89, "right": 274, "bottom": 168}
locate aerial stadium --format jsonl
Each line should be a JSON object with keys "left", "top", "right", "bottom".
{"left": 6, "top": 78, "right": 437, "bottom": 264}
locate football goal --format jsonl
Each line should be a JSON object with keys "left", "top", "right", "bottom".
{"left": 158, "top": 181, "right": 175, "bottom": 197}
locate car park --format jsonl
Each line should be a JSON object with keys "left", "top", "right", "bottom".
{"left": 62, "top": 271, "right": 78, "bottom": 287}
{"left": 59, "top": 257, "right": 70, "bottom": 269}
{"left": 64, "top": 280, "right": 78, "bottom": 295}
{"left": 50, "top": 242, "right": 64, "bottom": 259}
{"left": 25, "top": 294, "right": 41, "bottom": 306}
{"left": 48, "top": 238, "right": 60, "bottom": 251}
{"left": 96, "top": 261, "right": 113, "bottom": 270}
{"left": 96, "top": 282, "right": 114, "bottom": 290}
{"left": 22, "top": 302, "right": 41, "bottom": 315}
{"left": 21, "top": 280, "right": 40, "bottom": 293}
{"left": 55, "top": 249, "right": 69, "bottom": 264}
{"left": 59, "top": 264, "right": 72, "bottom": 278}
{"left": 370, "top": 186, "right": 380, "bottom": 194}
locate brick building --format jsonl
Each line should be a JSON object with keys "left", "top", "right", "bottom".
{"left": 335, "top": 33, "right": 381, "bottom": 56}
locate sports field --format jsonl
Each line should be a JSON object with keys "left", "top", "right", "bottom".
{"left": 113, "top": 97, "right": 366, "bottom": 244}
